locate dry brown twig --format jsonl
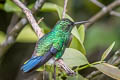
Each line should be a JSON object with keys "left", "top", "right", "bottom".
{"left": 90, "top": 0, "right": 120, "bottom": 17}
{"left": 0, "top": 0, "right": 46, "bottom": 58}
{"left": 38, "top": 17, "right": 44, "bottom": 24}
{"left": 62, "top": 0, "right": 68, "bottom": 18}
{"left": 85, "top": 0, "right": 120, "bottom": 28}
{"left": 85, "top": 0, "right": 120, "bottom": 79}
{"left": 86, "top": 50, "right": 120, "bottom": 79}
{"left": 13, "top": 0, "right": 44, "bottom": 38}
{"left": 7, "top": 14, "right": 20, "bottom": 34}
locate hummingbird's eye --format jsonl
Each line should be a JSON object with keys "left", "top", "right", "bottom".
{"left": 71, "top": 22, "right": 74, "bottom": 26}
{"left": 67, "top": 24, "right": 71, "bottom": 26}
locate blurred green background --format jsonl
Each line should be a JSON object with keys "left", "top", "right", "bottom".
{"left": 0, "top": 0, "right": 120, "bottom": 80}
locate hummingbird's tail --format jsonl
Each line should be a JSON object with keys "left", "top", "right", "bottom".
{"left": 21, "top": 47, "right": 58, "bottom": 72}
{"left": 21, "top": 56, "right": 42, "bottom": 72}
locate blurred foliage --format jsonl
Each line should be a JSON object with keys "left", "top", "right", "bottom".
{"left": 94, "top": 63, "right": 120, "bottom": 80}
{"left": 4, "top": 0, "right": 21, "bottom": 12}
{"left": 101, "top": 42, "right": 115, "bottom": 61}
{"left": 16, "top": 25, "right": 38, "bottom": 43}
{"left": 0, "top": 31, "right": 6, "bottom": 44}
{"left": 85, "top": 24, "right": 120, "bottom": 53}
{"left": 62, "top": 48, "right": 89, "bottom": 67}
{"left": 0, "top": 0, "right": 120, "bottom": 80}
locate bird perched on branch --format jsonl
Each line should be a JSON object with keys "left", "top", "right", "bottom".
{"left": 21, "top": 18, "right": 88, "bottom": 72}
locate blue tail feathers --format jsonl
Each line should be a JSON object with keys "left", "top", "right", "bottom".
{"left": 21, "top": 56, "right": 42, "bottom": 72}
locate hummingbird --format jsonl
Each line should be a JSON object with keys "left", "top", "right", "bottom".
{"left": 21, "top": 18, "right": 88, "bottom": 72}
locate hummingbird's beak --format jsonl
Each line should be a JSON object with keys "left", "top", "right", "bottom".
{"left": 74, "top": 21, "right": 89, "bottom": 25}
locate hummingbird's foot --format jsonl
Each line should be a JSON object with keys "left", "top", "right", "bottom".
{"left": 56, "top": 58, "right": 76, "bottom": 76}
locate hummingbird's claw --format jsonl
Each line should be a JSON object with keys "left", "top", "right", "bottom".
{"left": 56, "top": 58, "right": 76, "bottom": 76}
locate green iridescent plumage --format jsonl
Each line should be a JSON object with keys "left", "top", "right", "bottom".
{"left": 21, "top": 18, "right": 88, "bottom": 72}
{"left": 33, "top": 18, "right": 74, "bottom": 58}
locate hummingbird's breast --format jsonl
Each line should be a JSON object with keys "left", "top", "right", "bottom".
{"left": 35, "top": 30, "right": 70, "bottom": 56}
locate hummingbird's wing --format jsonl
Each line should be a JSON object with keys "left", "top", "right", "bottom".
{"left": 21, "top": 47, "right": 58, "bottom": 72}
{"left": 21, "top": 38, "right": 64, "bottom": 72}
{"left": 35, "top": 39, "right": 65, "bottom": 67}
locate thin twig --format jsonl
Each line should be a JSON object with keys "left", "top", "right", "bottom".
{"left": 32, "top": 0, "right": 45, "bottom": 12}
{"left": 85, "top": 0, "right": 120, "bottom": 29}
{"left": 86, "top": 50, "right": 120, "bottom": 79}
{"left": 90, "top": 0, "right": 120, "bottom": 17}
{"left": 7, "top": 14, "right": 19, "bottom": 34}
{"left": 6, "top": 0, "right": 28, "bottom": 33}
{"left": 13, "top": 0, "right": 44, "bottom": 38}
{"left": 38, "top": 17, "right": 44, "bottom": 24}
{"left": 0, "top": 0, "right": 46, "bottom": 59}
{"left": 43, "top": 64, "right": 45, "bottom": 80}
{"left": 86, "top": 71, "right": 101, "bottom": 79}
{"left": 53, "top": 62, "right": 56, "bottom": 80}
{"left": 62, "top": 0, "right": 68, "bottom": 18}
{"left": 90, "top": 0, "right": 105, "bottom": 8}
{"left": 0, "top": 18, "right": 27, "bottom": 58}
{"left": 110, "top": 11, "right": 120, "bottom": 17}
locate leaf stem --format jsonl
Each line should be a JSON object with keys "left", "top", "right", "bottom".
{"left": 62, "top": 0, "right": 68, "bottom": 18}
{"left": 75, "top": 61, "right": 105, "bottom": 71}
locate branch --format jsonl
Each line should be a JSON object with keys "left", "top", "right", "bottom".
{"left": 90, "top": 0, "right": 120, "bottom": 17}
{"left": 86, "top": 50, "right": 120, "bottom": 79}
{"left": 0, "top": 18, "right": 27, "bottom": 58}
{"left": 85, "top": 1, "right": 120, "bottom": 78}
{"left": 53, "top": 62, "right": 56, "bottom": 80}
{"left": 91, "top": 0, "right": 104, "bottom": 8}
{"left": 7, "top": 14, "right": 19, "bottom": 34}
{"left": 62, "top": 0, "right": 68, "bottom": 18}
{"left": 13, "top": 0, "right": 44, "bottom": 38}
{"left": 56, "top": 58, "right": 76, "bottom": 76}
{"left": 86, "top": 71, "right": 101, "bottom": 79}
{"left": 37, "top": 17, "right": 44, "bottom": 24}
{"left": 0, "top": 0, "right": 46, "bottom": 59}
{"left": 85, "top": 0, "right": 120, "bottom": 29}
{"left": 32, "top": 0, "right": 45, "bottom": 12}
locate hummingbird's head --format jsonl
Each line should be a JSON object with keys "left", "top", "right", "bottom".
{"left": 54, "top": 18, "right": 88, "bottom": 32}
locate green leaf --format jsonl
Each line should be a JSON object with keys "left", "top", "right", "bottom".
{"left": 36, "top": 65, "right": 53, "bottom": 72}
{"left": 41, "top": 3, "right": 73, "bottom": 20}
{"left": 41, "top": 3, "right": 57, "bottom": 12}
{"left": 16, "top": 25, "right": 38, "bottom": 43}
{"left": 70, "top": 35, "right": 86, "bottom": 55}
{"left": 4, "top": 0, "right": 21, "bottom": 12}
{"left": 62, "top": 48, "right": 89, "bottom": 67}
{"left": 71, "top": 27, "right": 86, "bottom": 54}
{"left": 0, "top": 4, "right": 4, "bottom": 10}
{"left": 55, "top": 6, "right": 72, "bottom": 20}
{"left": 78, "top": 24, "right": 85, "bottom": 43}
{"left": 16, "top": 21, "right": 49, "bottom": 43}
{"left": 66, "top": 74, "right": 88, "bottom": 80}
{"left": 0, "top": 31, "right": 6, "bottom": 44}
{"left": 36, "top": 64, "right": 59, "bottom": 75}
{"left": 94, "top": 63, "right": 120, "bottom": 80}
{"left": 39, "top": 21, "right": 51, "bottom": 33}
{"left": 36, "top": 65, "right": 44, "bottom": 71}
{"left": 101, "top": 42, "right": 115, "bottom": 61}
{"left": 70, "top": 36, "right": 83, "bottom": 52}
